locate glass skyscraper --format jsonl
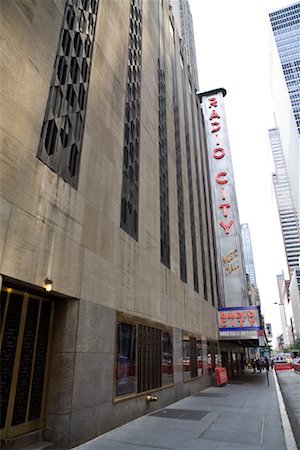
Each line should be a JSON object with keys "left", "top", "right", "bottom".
{"left": 269, "top": 3, "right": 300, "bottom": 134}
{"left": 240, "top": 223, "right": 257, "bottom": 287}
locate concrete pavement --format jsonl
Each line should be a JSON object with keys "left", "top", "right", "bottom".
{"left": 72, "top": 370, "right": 298, "bottom": 450}
{"left": 276, "top": 369, "right": 300, "bottom": 448}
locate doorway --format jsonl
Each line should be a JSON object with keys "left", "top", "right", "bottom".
{"left": 0, "top": 287, "right": 54, "bottom": 440}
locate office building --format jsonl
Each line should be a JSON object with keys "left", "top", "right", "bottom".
{"left": 240, "top": 223, "right": 257, "bottom": 287}
{"left": 289, "top": 267, "right": 300, "bottom": 340}
{"left": 0, "top": 1, "right": 225, "bottom": 448}
{"left": 269, "top": 127, "right": 300, "bottom": 278}
{"left": 269, "top": 3, "right": 300, "bottom": 135}
{"left": 276, "top": 273, "right": 295, "bottom": 347}
{"left": 269, "top": 3, "right": 300, "bottom": 217}
{"left": 170, "top": 0, "right": 199, "bottom": 89}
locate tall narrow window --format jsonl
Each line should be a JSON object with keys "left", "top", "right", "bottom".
{"left": 158, "top": 2, "right": 170, "bottom": 268}
{"left": 180, "top": 54, "right": 199, "bottom": 293}
{"left": 120, "top": 0, "right": 143, "bottom": 240}
{"left": 37, "top": 0, "right": 99, "bottom": 188}
{"left": 170, "top": 21, "right": 187, "bottom": 283}
{"left": 115, "top": 322, "right": 136, "bottom": 397}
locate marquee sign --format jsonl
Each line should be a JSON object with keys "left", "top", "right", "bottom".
{"left": 200, "top": 88, "right": 248, "bottom": 307}
{"left": 218, "top": 306, "right": 261, "bottom": 331}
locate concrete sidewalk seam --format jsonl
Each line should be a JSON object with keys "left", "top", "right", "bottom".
{"left": 273, "top": 370, "right": 298, "bottom": 450}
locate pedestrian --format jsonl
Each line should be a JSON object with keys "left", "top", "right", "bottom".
{"left": 256, "top": 359, "right": 262, "bottom": 373}
{"left": 252, "top": 358, "right": 256, "bottom": 373}
{"left": 264, "top": 356, "right": 270, "bottom": 371}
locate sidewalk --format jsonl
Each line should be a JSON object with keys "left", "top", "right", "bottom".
{"left": 72, "top": 371, "right": 293, "bottom": 450}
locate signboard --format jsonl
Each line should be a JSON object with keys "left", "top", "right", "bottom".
{"left": 218, "top": 306, "right": 261, "bottom": 331}
{"left": 265, "top": 323, "right": 273, "bottom": 338}
{"left": 200, "top": 89, "right": 248, "bottom": 307}
{"left": 216, "top": 367, "right": 228, "bottom": 385}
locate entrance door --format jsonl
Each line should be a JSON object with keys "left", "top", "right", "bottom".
{"left": 0, "top": 287, "right": 54, "bottom": 440}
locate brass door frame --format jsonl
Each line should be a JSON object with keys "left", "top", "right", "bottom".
{"left": 0, "top": 287, "right": 54, "bottom": 441}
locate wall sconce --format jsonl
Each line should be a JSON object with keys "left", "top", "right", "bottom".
{"left": 145, "top": 395, "right": 158, "bottom": 402}
{"left": 44, "top": 278, "right": 53, "bottom": 292}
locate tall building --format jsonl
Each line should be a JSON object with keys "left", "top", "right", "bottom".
{"left": 269, "top": 3, "right": 300, "bottom": 135}
{"left": 269, "top": 127, "right": 300, "bottom": 278}
{"left": 0, "top": 1, "right": 230, "bottom": 448}
{"left": 170, "top": 0, "right": 199, "bottom": 89}
{"left": 289, "top": 267, "right": 300, "bottom": 340}
{"left": 276, "top": 273, "right": 295, "bottom": 347}
{"left": 240, "top": 223, "right": 257, "bottom": 287}
{"left": 269, "top": 2, "right": 300, "bottom": 218}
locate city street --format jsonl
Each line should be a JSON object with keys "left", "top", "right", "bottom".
{"left": 72, "top": 370, "right": 299, "bottom": 450}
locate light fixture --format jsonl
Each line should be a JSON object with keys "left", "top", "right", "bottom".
{"left": 44, "top": 278, "right": 53, "bottom": 292}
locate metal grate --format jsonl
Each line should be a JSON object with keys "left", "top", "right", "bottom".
{"left": 151, "top": 408, "right": 208, "bottom": 421}
{"left": 120, "top": 0, "right": 143, "bottom": 240}
{"left": 0, "top": 293, "right": 24, "bottom": 428}
{"left": 137, "top": 325, "right": 162, "bottom": 393}
{"left": 12, "top": 299, "right": 39, "bottom": 426}
{"left": 37, "top": 0, "right": 99, "bottom": 188}
{"left": 29, "top": 301, "right": 52, "bottom": 420}
{"left": 194, "top": 392, "right": 229, "bottom": 398}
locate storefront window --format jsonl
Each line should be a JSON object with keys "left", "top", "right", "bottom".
{"left": 116, "top": 322, "right": 136, "bottom": 397}
{"left": 207, "top": 341, "right": 215, "bottom": 374}
{"left": 196, "top": 339, "right": 203, "bottom": 376}
{"left": 182, "top": 335, "right": 191, "bottom": 380}
{"left": 115, "top": 318, "right": 173, "bottom": 397}
{"left": 162, "top": 331, "right": 173, "bottom": 385}
{"left": 183, "top": 335, "right": 198, "bottom": 379}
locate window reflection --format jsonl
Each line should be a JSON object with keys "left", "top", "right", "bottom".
{"left": 116, "top": 322, "right": 136, "bottom": 397}
{"left": 197, "top": 339, "right": 203, "bottom": 376}
{"left": 182, "top": 335, "right": 191, "bottom": 380}
{"left": 162, "top": 331, "right": 173, "bottom": 385}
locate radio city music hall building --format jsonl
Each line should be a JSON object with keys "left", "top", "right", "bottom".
{"left": 0, "top": 1, "right": 231, "bottom": 448}
{"left": 199, "top": 88, "right": 264, "bottom": 366}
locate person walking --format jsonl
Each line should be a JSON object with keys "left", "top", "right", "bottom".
{"left": 264, "top": 356, "right": 270, "bottom": 371}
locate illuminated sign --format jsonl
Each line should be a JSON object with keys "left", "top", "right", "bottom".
{"left": 200, "top": 89, "right": 248, "bottom": 307}
{"left": 218, "top": 306, "right": 261, "bottom": 331}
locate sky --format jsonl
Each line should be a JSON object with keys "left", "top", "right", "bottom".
{"left": 189, "top": 0, "right": 294, "bottom": 347}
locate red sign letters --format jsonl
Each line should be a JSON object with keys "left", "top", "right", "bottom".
{"left": 208, "top": 97, "right": 233, "bottom": 235}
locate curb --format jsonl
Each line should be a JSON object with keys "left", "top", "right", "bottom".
{"left": 273, "top": 369, "right": 298, "bottom": 450}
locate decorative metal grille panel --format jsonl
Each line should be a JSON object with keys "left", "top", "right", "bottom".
{"left": 181, "top": 64, "right": 198, "bottom": 293}
{"left": 0, "top": 293, "right": 23, "bottom": 429}
{"left": 137, "top": 325, "right": 162, "bottom": 393}
{"left": 170, "top": 23, "right": 187, "bottom": 283}
{"left": 12, "top": 299, "right": 39, "bottom": 426}
{"left": 174, "top": 103, "right": 187, "bottom": 283}
{"left": 120, "top": 0, "right": 143, "bottom": 240}
{"left": 37, "top": 0, "right": 99, "bottom": 188}
{"left": 29, "top": 301, "right": 52, "bottom": 421}
{"left": 190, "top": 337, "right": 198, "bottom": 378}
{"left": 158, "top": 62, "right": 170, "bottom": 268}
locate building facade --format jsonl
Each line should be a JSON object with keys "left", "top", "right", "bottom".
{"left": 240, "top": 223, "right": 257, "bottom": 288}
{"left": 289, "top": 267, "right": 300, "bottom": 340}
{"left": 0, "top": 1, "right": 227, "bottom": 448}
{"left": 276, "top": 273, "right": 295, "bottom": 347}
{"left": 269, "top": 127, "right": 300, "bottom": 278}
{"left": 269, "top": 2, "right": 300, "bottom": 135}
{"left": 170, "top": 0, "right": 199, "bottom": 90}
{"left": 269, "top": 2, "right": 300, "bottom": 218}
